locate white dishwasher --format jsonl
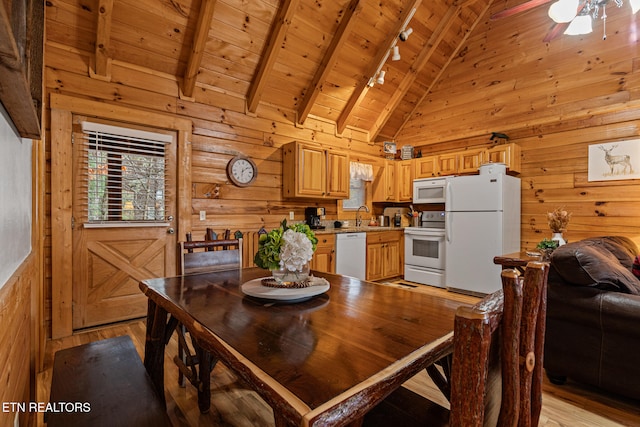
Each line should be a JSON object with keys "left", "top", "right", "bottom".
{"left": 335, "top": 232, "right": 367, "bottom": 280}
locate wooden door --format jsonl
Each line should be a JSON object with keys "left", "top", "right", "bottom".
{"left": 71, "top": 119, "right": 177, "bottom": 329}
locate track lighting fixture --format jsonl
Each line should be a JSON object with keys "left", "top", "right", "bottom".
{"left": 391, "top": 45, "right": 401, "bottom": 61}
{"left": 366, "top": 7, "right": 416, "bottom": 90}
{"left": 399, "top": 27, "right": 413, "bottom": 41}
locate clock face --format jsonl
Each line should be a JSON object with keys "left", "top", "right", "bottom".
{"left": 227, "top": 156, "right": 257, "bottom": 187}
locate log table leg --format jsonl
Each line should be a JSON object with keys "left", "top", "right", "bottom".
{"left": 144, "top": 298, "right": 169, "bottom": 406}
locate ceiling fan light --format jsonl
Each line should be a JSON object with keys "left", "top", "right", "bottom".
{"left": 391, "top": 46, "right": 401, "bottom": 61}
{"left": 630, "top": 0, "right": 640, "bottom": 14}
{"left": 548, "top": 0, "right": 579, "bottom": 23}
{"left": 564, "top": 15, "right": 593, "bottom": 35}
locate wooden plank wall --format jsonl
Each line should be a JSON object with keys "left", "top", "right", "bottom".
{"left": 41, "top": 42, "right": 383, "bottom": 335}
{"left": 0, "top": 254, "right": 37, "bottom": 427}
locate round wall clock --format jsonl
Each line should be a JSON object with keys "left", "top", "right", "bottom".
{"left": 226, "top": 156, "right": 258, "bottom": 187}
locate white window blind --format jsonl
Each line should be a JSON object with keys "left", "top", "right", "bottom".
{"left": 80, "top": 122, "right": 172, "bottom": 224}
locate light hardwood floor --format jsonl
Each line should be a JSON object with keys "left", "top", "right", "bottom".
{"left": 36, "top": 282, "right": 640, "bottom": 426}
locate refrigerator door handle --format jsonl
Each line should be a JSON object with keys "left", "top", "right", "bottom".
{"left": 446, "top": 212, "right": 451, "bottom": 242}
{"left": 446, "top": 179, "right": 452, "bottom": 206}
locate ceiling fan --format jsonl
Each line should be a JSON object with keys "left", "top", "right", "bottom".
{"left": 489, "top": 0, "right": 610, "bottom": 42}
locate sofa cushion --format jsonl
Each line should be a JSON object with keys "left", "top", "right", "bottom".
{"left": 551, "top": 240, "right": 640, "bottom": 295}
{"left": 596, "top": 236, "right": 638, "bottom": 269}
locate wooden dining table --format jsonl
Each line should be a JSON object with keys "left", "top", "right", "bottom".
{"left": 139, "top": 267, "right": 470, "bottom": 427}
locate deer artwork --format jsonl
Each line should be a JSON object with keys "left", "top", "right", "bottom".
{"left": 599, "top": 144, "right": 634, "bottom": 176}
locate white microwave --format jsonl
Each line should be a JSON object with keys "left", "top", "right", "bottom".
{"left": 413, "top": 177, "right": 448, "bottom": 204}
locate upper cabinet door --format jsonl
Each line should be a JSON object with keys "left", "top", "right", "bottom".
{"left": 298, "top": 144, "right": 326, "bottom": 197}
{"left": 326, "top": 151, "right": 350, "bottom": 198}
{"left": 282, "top": 141, "right": 349, "bottom": 199}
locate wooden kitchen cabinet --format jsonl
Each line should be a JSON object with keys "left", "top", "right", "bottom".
{"left": 372, "top": 160, "right": 396, "bottom": 202}
{"left": 414, "top": 155, "right": 438, "bottom": 178}
{"left": 310, "top": 234, "right": 335, "bottom": 273}
{"left": 486, "top": 143, "right": 521, "bottom": 173}
{"left": 397, "top": 160, "right": 413, "bottom": 201}
{"left": 373, "top": 160, "right": 412, "bottom": 202}
{"left": 457, "top": 148, "right": 486, "bottom": 174}
{"left": 436, "top": 153, "right": 457, "bottom": 176}
{"left": 282, "top": 142, "right": 349, "bottom": 199}
{"left": 366, "top": 231, "right": 403, "bottom": 281}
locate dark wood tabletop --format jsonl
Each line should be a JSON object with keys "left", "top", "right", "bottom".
{"left": 493, "top": 251, "right": 544, "bottom": 268}
{"left": 139, "top": 267, "right": 470, "bottom": 427}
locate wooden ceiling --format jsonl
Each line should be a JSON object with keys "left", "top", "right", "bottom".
{"left": 44, "top": 0, "right": 496, "bottom": 141}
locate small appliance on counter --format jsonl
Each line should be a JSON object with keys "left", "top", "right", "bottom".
{"left": 305, "top": 207, "right": 326, "bottom": 229}
{"left": 382, "top": 207, "right": 410, "bottom": 227}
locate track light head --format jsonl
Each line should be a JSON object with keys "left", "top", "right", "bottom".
{"left": 399, "top": 27, "right": 413, "bottom": 41}
{"left": 391, "top": 45, "right": 401, "bottom": 61}
{"left": 376, "top": 70, "right": 386, "bottom": 85}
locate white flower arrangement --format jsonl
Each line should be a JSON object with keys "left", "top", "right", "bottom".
{"left": 279, "top": 229, "right": 315, "bottom": 271}
{"left": 254, "top": 220, "right": 318, "bottom": 272}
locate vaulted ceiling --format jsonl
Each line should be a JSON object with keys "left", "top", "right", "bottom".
{"left": 45, "top": 0, "right": 497, "bottom": 141}
{"left": 43, "top": 0, "right": 639, "bottom": 144}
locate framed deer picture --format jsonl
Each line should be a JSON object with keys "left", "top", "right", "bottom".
{"left": 588, "top": 139, "right": 640, "bottom": 181}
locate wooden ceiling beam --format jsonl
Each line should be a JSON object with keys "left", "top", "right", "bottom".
{"left": 182, "top": 0, "right": 217, "bottom": 99}
{"left": 393, "top": 0, "right": 494, "bottom": 141}
{"left": 0, "top": 0, "right": 42, "bottom": 138}
{"left": 246, "top": 0, "right": 300, "bottom": 114}
{"left": 91, "top": 0, "right": 114, "bottom": 79}
{"left": 370, "top": 4, "right": 460, "bottom": 140}
{"left": 336, "top": 0, "right": 422, "bottom": 135}
{"left": 297, "top": 0, "right": 362, "bottom": 125}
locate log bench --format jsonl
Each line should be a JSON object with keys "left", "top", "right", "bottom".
{"left": 46, "top": 335, "right": 171, "bottom": 427}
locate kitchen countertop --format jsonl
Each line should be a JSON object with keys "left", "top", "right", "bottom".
{"left": 314, "top": 226, "right": 405, "bottom": 234}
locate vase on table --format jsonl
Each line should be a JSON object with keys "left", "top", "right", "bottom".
{"left": 552, "top": 232, "right": 566, "bottom": 246}
{"left": 271, "top": 262, "right": 310, "bottom": 286}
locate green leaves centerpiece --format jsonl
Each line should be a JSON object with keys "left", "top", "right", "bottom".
{"left": 254, "top": 219, "right": 318, "bottom": 271}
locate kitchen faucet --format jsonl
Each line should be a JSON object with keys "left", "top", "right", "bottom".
{"left": 355, "top": 205, "right": 370, "bottom": 227}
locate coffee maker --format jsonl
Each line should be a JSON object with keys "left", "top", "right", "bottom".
{"left": 305, "top": 207, "right": 325, "bottom": 229}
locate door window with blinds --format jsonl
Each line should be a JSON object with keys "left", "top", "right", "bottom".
{"left": 80, "top": 122, "right": 173, "bottom": 225}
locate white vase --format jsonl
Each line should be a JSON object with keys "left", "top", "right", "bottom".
{"left": 271, "top": 263, "right": 310, "bottom": 286}
{"left": 552, "top": 232, "right": 566, "bottom": 246}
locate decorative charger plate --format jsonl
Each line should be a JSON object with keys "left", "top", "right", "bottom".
{"left": 241, "top": 277, "right": 330, "bottom": 302}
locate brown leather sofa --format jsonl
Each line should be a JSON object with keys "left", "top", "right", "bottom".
{"left": 544, "top": 236, "right": 640, "bottom": 400}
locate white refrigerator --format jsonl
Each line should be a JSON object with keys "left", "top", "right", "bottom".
{"left": 445, "top": 173, "right": 520, "bottom": 295}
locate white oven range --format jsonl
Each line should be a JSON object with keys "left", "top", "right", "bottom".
{"left": 404, "top": 211, "right": 446, "bottom": 287}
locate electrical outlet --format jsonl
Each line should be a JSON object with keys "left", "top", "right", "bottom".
{"left": 199, "top": 211, "right": 206, "bottom": 221}
{"left": 289, "top": 211, "right": 295, "bottom": 220}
